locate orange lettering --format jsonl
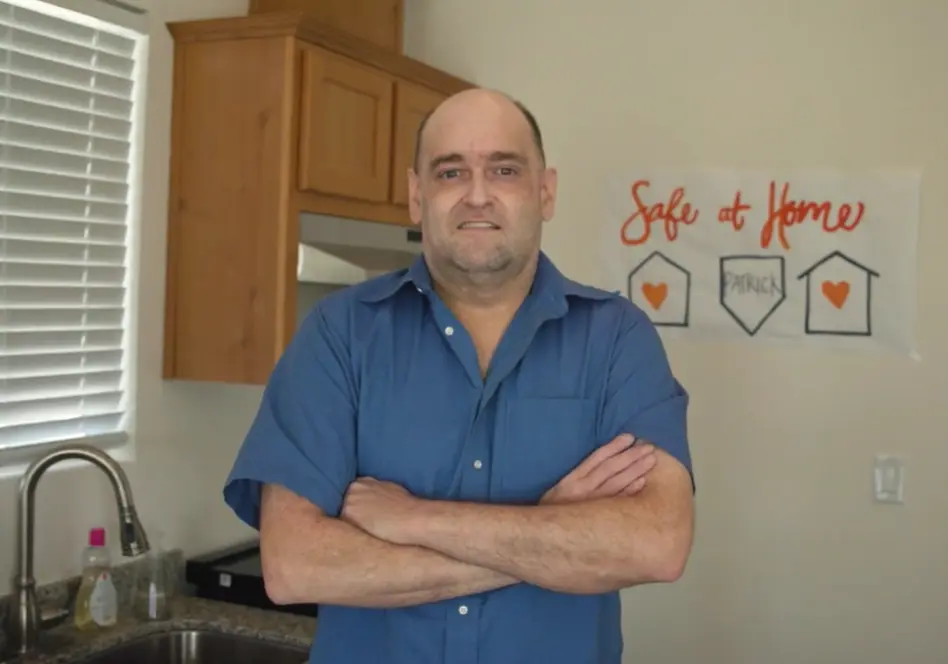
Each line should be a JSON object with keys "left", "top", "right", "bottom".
{"left": 759, "top": 181, "right": 865, "bottom": 250}
{"left": 620, "top": 179, "right": 699, "bottom": 246}
{"left": 718, "top": 191, "right": 750, "bottom": 231}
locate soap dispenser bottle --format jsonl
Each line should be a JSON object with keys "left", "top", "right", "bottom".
{"left": 73, "top": 527, "right": 118, "bottom": 630}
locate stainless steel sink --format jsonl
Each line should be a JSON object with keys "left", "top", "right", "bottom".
{"left": 74, "top": 629, "right": 309, "bottom": 664}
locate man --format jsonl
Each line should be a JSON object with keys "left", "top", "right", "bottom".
{"left": 223, "top": 88, "right": 695, "bottom": 664}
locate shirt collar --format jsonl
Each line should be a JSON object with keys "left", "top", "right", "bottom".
{"left": 357, "top": 253, "right": 434, "bottom": 303}
{"left": 358, "top": 251, "right": 619, "bottom": 306}
{"left": 538, "top": 252, "right": 618, "bottom": 303}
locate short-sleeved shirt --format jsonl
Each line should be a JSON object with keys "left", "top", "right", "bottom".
{"left": 223, "top": 251, "right": 692, "bottom": 664}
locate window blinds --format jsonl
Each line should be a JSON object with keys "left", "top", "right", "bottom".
{"left": 0, "top": 0, "right": 141, "bottom": 452}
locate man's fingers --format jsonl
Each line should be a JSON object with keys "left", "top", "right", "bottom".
{"left": 621, "top": 477, "right": 647, "bottom": 495}
{"left": 594, "top": 452, "right": 657, "bottom": 496}
{"left": 543, "top": 435, "right": 656, "bottom": 505}
{"left": 583, "top": 442, "right": 655, "bottom": 490}
{"left": 575, "top": 434, "right": 636, "bottom": 477}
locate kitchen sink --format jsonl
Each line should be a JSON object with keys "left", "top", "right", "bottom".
{"left": 74, "top": 628, "right": 309, "bottom": 664}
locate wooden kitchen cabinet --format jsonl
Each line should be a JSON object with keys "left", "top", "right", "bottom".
{"left": 162, "top": 13, "right": 471, "bottom": 385}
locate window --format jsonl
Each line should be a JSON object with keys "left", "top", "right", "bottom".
{"left": 0, "top": 0, "right": 145, "bottom": 457}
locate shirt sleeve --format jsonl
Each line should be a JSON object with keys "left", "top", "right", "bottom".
{"left": 222, "top": 304, "right": 358, "bottom": 529}
{"left": 600, "top": 302, "right": 694, "bottom": 490}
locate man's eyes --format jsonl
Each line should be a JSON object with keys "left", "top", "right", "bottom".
{"left": 436, "top": 166, "right": 518, "bottom": 179}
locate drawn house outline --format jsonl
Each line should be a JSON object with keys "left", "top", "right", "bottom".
{"left": 626, "top": 250, "right": 691, "bottom": 327}
{"left": 718, "top": 254, "right": 787, "bottom": 337}
{"left": 796, "top": 250, "right": 880, "bottom": 336}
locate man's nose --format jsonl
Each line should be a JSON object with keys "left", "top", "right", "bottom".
{"left": 463, "top": 170, "right": 491, "bottom": 207}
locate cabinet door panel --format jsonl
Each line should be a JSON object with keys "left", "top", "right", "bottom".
{"left": 391, "top": 81, "right": 445, "bottom": 206}
{"left": 298, "top": 45, "right": 394, "bottom": 202}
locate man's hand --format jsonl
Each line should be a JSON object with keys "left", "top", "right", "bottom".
{"left": 341, "top": 434, "right": 657, "bottom": 544}
{"left": 541, "top": 434, "right": 656, "bottom": 504}
{"left": 341, "top": 477, "right": 422, "bottom": 545}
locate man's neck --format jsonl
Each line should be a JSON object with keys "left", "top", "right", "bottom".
{"left": 430, "top": 255, "right": 538, "bottom": 315}
{"left": 428, "top": 255, "right": 539, "bottom": 377}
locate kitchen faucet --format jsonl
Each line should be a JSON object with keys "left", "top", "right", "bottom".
{"left": 3, "top": 444, "right": 150, "bottom": 658}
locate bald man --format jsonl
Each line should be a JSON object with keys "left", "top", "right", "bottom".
{"left": 224, "top": 88, "right": 695, "bottom": 664}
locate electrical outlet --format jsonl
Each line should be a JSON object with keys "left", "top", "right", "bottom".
{"left": 873, "top": 455, "right": 904, "bottom": 504}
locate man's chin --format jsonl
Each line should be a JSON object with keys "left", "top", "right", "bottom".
{"left": 448, "top": 248, "right": 512, "bottom": 273}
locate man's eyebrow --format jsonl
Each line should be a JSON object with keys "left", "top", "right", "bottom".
{"left": 427, "top": 151, "right": 529, "bottom": 172}
{"left": 488, "top": 151, "right": 527, "bottom": 164}
{"left": 428, "top": 153, "right": 464, "bottom": 171}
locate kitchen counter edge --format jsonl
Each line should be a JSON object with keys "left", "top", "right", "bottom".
{"left": 2, "top": 596, "right": 316, "bottom": 664}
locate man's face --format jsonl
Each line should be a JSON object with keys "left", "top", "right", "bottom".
{"left": 407, "top": 94, "right": 557, "bottom": 280}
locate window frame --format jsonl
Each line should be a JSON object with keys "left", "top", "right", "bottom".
{"left": 0, "top": 0, "right": 150, "bottom": 470}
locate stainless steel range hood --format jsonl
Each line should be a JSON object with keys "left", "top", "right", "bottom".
{"left": 297, "top": 213, "right": 423, "bottom": 285}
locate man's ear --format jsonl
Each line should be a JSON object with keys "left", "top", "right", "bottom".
{"left": 407, "top": 168, "right": 422, "bottom": 226}
{"left": 540, "top": 167, "right": 558, "bottom": 222}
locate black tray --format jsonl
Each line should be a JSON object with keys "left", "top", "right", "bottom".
{"left": 185, "top": 539, "right": 319, "bottom": 618}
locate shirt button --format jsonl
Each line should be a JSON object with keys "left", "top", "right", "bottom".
{"left": 416, "top": 286, "right": 423, "bottom": 293}
{"left": 458, "top": 605, "right": 468, "bottom": 615}
{"left": 444, "top": 326, "right": 454, "bottom": 336}
{"left": 473, "top": 460, "right": 483, "bottom": 470}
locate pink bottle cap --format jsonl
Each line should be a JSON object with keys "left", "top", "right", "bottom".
{"left": 89, "top": 527, "right": 106, "bottom": 547}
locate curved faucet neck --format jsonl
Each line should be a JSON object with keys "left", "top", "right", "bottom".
{"left": 6, "top": 443, "right": 150, "bottom": 657}
{"left": 16, "top": 444, "right": 138, "bottom": 582}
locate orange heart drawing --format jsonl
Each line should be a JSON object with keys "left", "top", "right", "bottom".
{"left": 821, "top": 280, "right": 850, "bottom": 309}
{"left": 641, "top": 282, "right": 668, "bottom": 310}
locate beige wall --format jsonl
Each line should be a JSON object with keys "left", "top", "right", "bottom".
{"left": 402, "top": 1, "right": 948, "bottom": 662}
{"left": 2, "top": 1, "right": 945, "bottom": 663}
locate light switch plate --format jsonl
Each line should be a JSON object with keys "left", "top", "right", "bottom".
{"left": 873, "top": 455, "right": 904, "bottom": 504}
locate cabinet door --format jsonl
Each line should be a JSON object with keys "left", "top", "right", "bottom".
{"left": 391, "top": 81, "right": 446, "bottom": 206}
{"left": 298, "top": 44, "right": 394, "bottom": 202}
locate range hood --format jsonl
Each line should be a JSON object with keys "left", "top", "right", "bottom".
{"left": 297, "top": 213, "right": 423, "bottom": 285}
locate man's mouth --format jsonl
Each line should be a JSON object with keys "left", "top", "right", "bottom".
{"left": 457, "top": 221, "right": 500, "bottom": 230}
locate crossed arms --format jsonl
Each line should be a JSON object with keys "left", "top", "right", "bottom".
{"left": 228, "top": 305, "right": 695, "bottom": 609}
{"left": 260, "top": 435, "right": 694, "bottom": 608}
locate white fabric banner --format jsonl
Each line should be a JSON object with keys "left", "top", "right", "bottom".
{"left": 600, "top": 170, "right": 921, "bottom": 357}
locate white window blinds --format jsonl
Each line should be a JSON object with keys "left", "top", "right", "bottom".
{"left": 0, "top": 0, "right": 142, "bottom": 452}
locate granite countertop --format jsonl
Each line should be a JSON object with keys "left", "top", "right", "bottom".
{"left": 2, "top": 596, "right": 317, "bottom": 664}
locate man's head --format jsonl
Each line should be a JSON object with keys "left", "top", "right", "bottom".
{"left": 407, "top": 88, "right": 557, "bottom": 287}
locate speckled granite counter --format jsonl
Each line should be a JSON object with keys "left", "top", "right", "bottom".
{"left": 1, "top": 595, "right": 316, "bottom": 664}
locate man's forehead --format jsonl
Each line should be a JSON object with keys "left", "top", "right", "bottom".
{"left": 422, "top": 110, "right": 534, "bottom": 164}
{"left": 428, "top": 112, "right": 529, "bottom": 145}
{"left": 412, "top": 88, "right": 545, "bottom": 172}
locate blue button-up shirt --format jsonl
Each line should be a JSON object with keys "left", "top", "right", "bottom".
{"left": 223, "top": 251, "right": 692, "bottom": 664}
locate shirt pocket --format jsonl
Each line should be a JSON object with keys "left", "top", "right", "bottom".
{"left": 497, "top": 397, "right": 598, "bottom": 504}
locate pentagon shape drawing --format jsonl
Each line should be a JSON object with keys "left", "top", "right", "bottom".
{"left": 797, "top": 250, "right": 879, "bottom": 336}
{"left": 719, "top": 255, "right": 787, "bottom": 336}
{"left": 627, "top": 251, "right": 691, "bottom": 327}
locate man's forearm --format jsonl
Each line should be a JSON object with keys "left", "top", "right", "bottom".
{"left": 261, "top": 487, "right": 518, "bottom": 608}
{"left": 403, "top": 491, "right": 692, "bottom": 595}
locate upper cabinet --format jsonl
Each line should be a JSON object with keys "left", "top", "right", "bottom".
{"left": 162, "top": 12, "right": 472, "bottom": 385}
